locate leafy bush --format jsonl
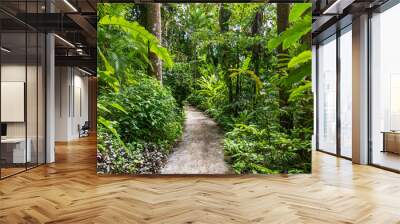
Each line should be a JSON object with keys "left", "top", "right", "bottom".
{"left": 97, "top": 74, "right": 183, "bottom": 174}
{"left": 97, "top": 4, "right": 183, "bottom": 174}
{"left": 97, "top": 130, "right": 169, "bottom": 174}
{"left": 164, "top": 62, "right": 194, "bottom": 107}
{"left": 224, "top": 124, "right": 311, "bottom": 174}
{"left": 104, "top": 74, "right": 183, "bottom": 148}
{"left": 190, "top": 73, "right": 227, "bottom": 109}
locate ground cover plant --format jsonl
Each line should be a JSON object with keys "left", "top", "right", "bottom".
{"left": 97, "top": 3, "right": 312, "bottom": 174}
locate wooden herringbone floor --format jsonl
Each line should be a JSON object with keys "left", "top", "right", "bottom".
{"left": 1, "top": 136, "right": 400, "bottom": 224}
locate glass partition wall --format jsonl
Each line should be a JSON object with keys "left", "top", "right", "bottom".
{"left": 317, "top": 35, "right": 337, "bottom": 154}
{"left": 370, "top": 3, "right": 400, "bottom": 171}
{"left": 0, "top": 2, "right": 46, "bottom": 179}
{"left": 339, "top": 27, "right": 352, "bottom": 159}
{"left": 316, "top": 26, "right": 352, "bottom": 159}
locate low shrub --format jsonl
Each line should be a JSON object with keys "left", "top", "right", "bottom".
{"left": 105, "top": 75, "right": 183, "bottom": 149}
{"left": 97, "top": 74, "right": 183, "bottom": 174}
{"left": 164, "top": 62, "right": 194, "bottom": 107}
{"left": 97, "top": 130, "right": 169, "bottom": 174}
{"left": 224, "top": 124, "right": 311, "bottom": 174}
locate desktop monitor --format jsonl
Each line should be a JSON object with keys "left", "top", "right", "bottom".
{"left": 1, "top": 123, "right": 7, "bottom": 137}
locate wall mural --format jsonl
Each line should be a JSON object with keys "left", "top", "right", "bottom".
{"left": 97, "top": 3, "right": 312, "bottom": 175}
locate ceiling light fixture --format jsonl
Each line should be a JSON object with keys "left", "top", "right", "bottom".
{"left": 78, "top": 67, "right": 92, "bottom": 76}
{"left": 1, "top": 47, "right": 11, "bottom": 53}
{"left": 54, "top": 34, "right": 75, "bottom": 48}
{"left": 63, "top": 0, "right": 78, "bottom": 12}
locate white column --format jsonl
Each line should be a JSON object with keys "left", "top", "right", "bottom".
{"left": 45, "top": 0, "right": 55, "bottom": 163}
{"left": 352, "top": 14, "right": 369, "bottom": 164}
{"left": 46, "top": 33, "right": 55, "bottom": 163}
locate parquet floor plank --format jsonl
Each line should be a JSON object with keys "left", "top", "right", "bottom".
{"left": 0, "top": 136, "right": 399, "bottom": 223}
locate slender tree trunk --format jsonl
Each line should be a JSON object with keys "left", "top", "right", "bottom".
{"left": 145, "top": 3, "right": 162, "bottom": 83}
{"left": 251, "top": 8, "right": 263, "bottom": 105}
{"left": 234, "top": 44, "right": 240, "bottom": 115}
{"left": 251, "top": 8, "right": 263, "bottom": 76}
{"left": 219, "top": 4, "right": 233, "bottom": 105}
{"left": 277, "top": 4, "right": 292, "bottom": 131}
{"left": 277, "top": 4, "right": 289, "bottom": 54}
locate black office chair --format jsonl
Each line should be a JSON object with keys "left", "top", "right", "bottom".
{"left": 79, "top": 121, "right": 90, "bottom": 138}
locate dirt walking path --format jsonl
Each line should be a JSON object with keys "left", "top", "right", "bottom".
{"left": 161, "top": 106, "right": 231, "bottom": 174}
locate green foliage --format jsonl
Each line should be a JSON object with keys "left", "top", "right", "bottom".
{"left": 288, "top": 50, "right": 312, "bottom": 69}
{"left": 185, "top": 4, "right": 312, "bottom": 174}
{"left": 289, "top": 4, "right": 311, "bottom": 23}
{"left": 97, "top": 3, "right": 312, "bottom": 174}
{"left": 97, "top": 74, "right": 183, "bottom": 174}
{"left": 224, "top": 124, "right": 311, "bottom": 174}
{"left": 103, "top": 74, "right": 183, "bottom": 149}
{"left": 97, "top": 3, "right": 183, "bottom": 174}
{"left": 267, "top": 4, "right": 311, "bottom": 51}
{"left": 101, "top": 14, "right": 175, "bottom": 69}
{"left": 229, "top": 55, "right": 263, "bottom": 94}
{"left": 163, "top": 63, "right": 194, "bottom": 107}
{"left": 98, "top": 11, "right": 173, "bottom": 88}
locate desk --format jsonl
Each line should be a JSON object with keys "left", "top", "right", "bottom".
{"left": 382, "top": 131, "right": 400, "bottom": 154}
{"left": 1, "top": 138, "right": 31, "bottom": 163}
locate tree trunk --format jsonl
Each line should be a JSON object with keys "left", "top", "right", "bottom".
{"left": 145, "top": 3, "right": 162, "bottom": 83}
{"left": 251, "top": 8, "right": 263, "bottom": 76}
{"left": 277, "top": 4, "right": 289, "bottom": 54}
{"left": 251, "top": 8, "right": 263, "bottom": 105}
{"left": 219, "top": 4, "right": 233, "bottom": 105}
{"left": 277, "top": 4, "right": 293, "bottom": 131}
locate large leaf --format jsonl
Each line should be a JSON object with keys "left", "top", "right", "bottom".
{"left": 282, "top": 16, "right": 311, "bottom": 50}
{"left": 99, "top": 16, "right": 156, "bottom": 42}
{"left": 98, "top": 116, "right": 125, "bottom": 147}
{"left": 242, "top": 54, "right": 252, "bottom": 71}
{"left": 150, "top": 44, "right": 174, "bottom": 68}
{"left": 99, "top": 15, "right": 173, "bottom": 68}
{"left": 285, "top": 62, "right": 311, "bottom": 86}
{"left": 98, "top": 47, "right": 115, "bottom": 74}
{"left": 267, "top": 36, "right": 281, "bottom": 51}
{"left": 289, "top": 81, "right": 312, "bottom": 102}
{"left": 98, "top": 48, "right": 120, "bottom": 92}
{"left": 110, "top": 102, "right": 128, "bottom": 114}
{"left": 267, "top": 15, "right": 311, "bottom": 51}
{"left": 98, "top": 102, "right": 111, "bottom": 114}
{"left": 289, "top": 4, "right": 311, "bottom": 23}
{"left": 288, "top": 50, "right": 312, "bottom": 68}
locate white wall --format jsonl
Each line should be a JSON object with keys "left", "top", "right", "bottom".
{"left": 1, "top": 63, "right": 46, "bottom": 164}
{"left": 55, "top": 67, "right": 89, "bottom": 141}
{"left": 1, "top": 65, "right": 26, "bottom": 139}
{"left": 55, "top": 66, "right": 70, "bottom": 141}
